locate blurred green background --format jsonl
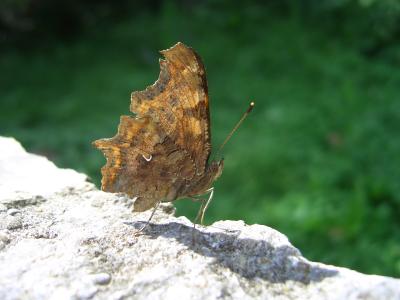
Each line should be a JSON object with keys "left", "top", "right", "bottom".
{"left": 1, "top": 0, "right": 400, "bottom": 277}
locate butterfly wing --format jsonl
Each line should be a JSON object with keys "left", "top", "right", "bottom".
{"left": 94, "top": 43, "right": 212, "bottom": 211}
{"left": 93, "top": 116, "right": 195, "bottom": 211}
{"left": 130, "top": 42, "right": 211, "bottom": 176}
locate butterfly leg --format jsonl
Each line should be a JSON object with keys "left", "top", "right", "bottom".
{"left": 191, "top": 187, "right": 215, "bottom": 226}
{"left": 189, "top": 188, "right": 213, "bottom": 245}
{"left": 199, "top": 187, "right": 214, "bottom": 225}
{"left": 135, "top": 200, "right": 161, "bottom": 234}
{"left": 190, "top": 186, "right": 215, "bottom": 242}
{"left": 191, "top": 197, "right": 208, "bottom": 245}
{"left": 193, "top": 198, "right": 207, "bottom": 225}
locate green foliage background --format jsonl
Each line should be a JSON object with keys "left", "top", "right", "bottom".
{"left": 1, "top": 0, "right": 400, "bottom": 277}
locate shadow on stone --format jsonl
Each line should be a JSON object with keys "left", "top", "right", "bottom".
{"left": 126, "top": 221, "right": 338, "bottom": 284}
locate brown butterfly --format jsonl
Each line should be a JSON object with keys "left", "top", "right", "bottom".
{"left": 93, "top": 42, "right": 253, "bottom": 229}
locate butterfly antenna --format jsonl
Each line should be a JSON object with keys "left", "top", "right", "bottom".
{"left": 215, "top": 101, "right": 255, "bottom": 158}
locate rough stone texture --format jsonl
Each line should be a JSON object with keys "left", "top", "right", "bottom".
{"left": 0, "top": 136, "right": 399, "bottom": 300}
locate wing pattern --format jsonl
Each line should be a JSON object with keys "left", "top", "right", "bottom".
{"left": 130, "top": 42, "right": 211, "bottom": 174}
{"left": 93, "top": 42, "right": 213, "bottom": 211}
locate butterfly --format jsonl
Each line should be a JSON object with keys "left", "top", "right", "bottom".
{"left": 93, "top": 42, "right": 226, "bottom": 227}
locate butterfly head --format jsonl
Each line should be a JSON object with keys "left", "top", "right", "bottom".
{"left": 209, "top": 159, "right": 224, "bottom": 181}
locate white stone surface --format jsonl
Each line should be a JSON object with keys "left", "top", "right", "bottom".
{"left": 0, "top": 136, "right": 87, "bottom": 201}
{"left": 0, "top": 137, "right": 399, "bottom": 300}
